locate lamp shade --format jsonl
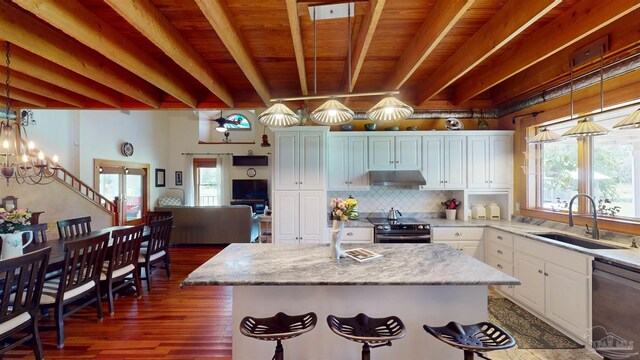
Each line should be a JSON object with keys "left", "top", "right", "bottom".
{"left": 366, "top": 96, "right": 414, "bottom": 121}
{"left": 257, "top": 103, "right": 300, "bottom": 127}
{"left": 528, "top": 127, "right": 563, "bottom": 144}
{"left": 613, "top": 108, "right": 640, "bottom": 129}
{"left": 311, "top": 99, "right": 354, "bottom": 125}
{"left": 562, "top": 117, "right": 609, "bottom": 138}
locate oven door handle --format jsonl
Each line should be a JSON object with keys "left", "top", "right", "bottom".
{"left": 376, "top": 234, "right": 432, "bottom": 241}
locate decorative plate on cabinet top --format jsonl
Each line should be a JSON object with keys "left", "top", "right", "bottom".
{"left": 121, "top": 142, "right": 134, "bottom": 157}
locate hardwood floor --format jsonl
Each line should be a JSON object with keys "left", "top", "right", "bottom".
{"left": 5, "top": 245, "right": 600, "bottom": 359}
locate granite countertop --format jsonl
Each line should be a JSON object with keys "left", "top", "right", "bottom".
{"left": 181, "top": 243, "right": 520, "bottom": 287}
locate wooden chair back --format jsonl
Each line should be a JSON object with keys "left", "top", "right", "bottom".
{"left": 145, "top": 211, "right": 172, "bottom": 225}
{"left": 22, "top": 223, "right": 49, "bottom": 244}
{"left": 146, "top": 217, "right": 173, "bottom": 259}
{"left": 57, "top": 216, "right": 92, "bottom": 239}
{"left": 108, "top": 225, "right": 144, "bottom": 278}
{"left": 57, "top": 233, "right": 109, "bottom": 299}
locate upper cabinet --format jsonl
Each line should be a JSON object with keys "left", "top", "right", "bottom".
{"left": 368, "top": 135, "right": 421, "bottom": 171}
{"left": 274, "top": 128, "right": 328, "bottom": 191}
{"left": 467, "top": 134, "right": 513, "bottom": 189}
{"left": 421, "top": 135, "right": 465, "bottom": 189}
{"left": 327, "top": 135, "right": 369, "bottom": 191}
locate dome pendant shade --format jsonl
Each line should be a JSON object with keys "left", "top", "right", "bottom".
{"left": 562, "top": 117, "right": 609, "bottom": 137}
{"left": 366, "top": 96, "right": 414, "bottom": 121}
{"left": 528, "top": 127, "right": 563, "bottom": 143}
{"left": 613, "top": 109, "right": 640, "bottom": 129}
{"left": 311, "top": 99, "right": 354, "bottom": 125}
{"left": 257, "top": 103, "right": 300, "bottom": 127}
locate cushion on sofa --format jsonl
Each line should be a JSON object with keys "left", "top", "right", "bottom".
{"left": 158, "top": 197, "right": 182, "bottom": 207}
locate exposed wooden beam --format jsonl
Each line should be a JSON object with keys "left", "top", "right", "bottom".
{"left": 416, "top": 0, "right": 561, "bottom": 105}
{"left": 8, "top": 88, "right": 48, "bottom": 107}
{"left": 194, "top": 0, "right": 271, "bottom": 106}
{"left": 2, "top": 66, "right": 85, "bottom": 107}
{"left": 11, "top": 0, "right": 193, "bottom": 108}
{"left": 386, "top": 0, "right": 475, "bottom": 90}
{"left": 286, "top": 0, "right": 308, "bottom": 96}
{"left": 453, "top": 0, "right": 640, "bottom": 105}
{"left": 8, "top": 45, "right": 121, "bottom": 108}
{"left": 104, "top": 0, "right": 234, "bottom": 107}
{"left": 347, "top": 0, "right": 386, "bottom": 92}
{"left": 0, "top": 1, "right": 161, "bottom": 108}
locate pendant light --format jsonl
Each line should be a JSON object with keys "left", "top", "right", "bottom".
{"left": 613, "top": 108, "right": 640, "bottom": 129}
{"left": 366, "top": 95, "right": 414, "bottom": 122}
{"left": 257, "top": 102, "right": 300, "bottom": 127}
{"left": 528, "top": 127, "right": 563, "bottom": 143}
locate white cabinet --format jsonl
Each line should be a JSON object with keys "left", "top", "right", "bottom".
{"left": 544, "top": 262, "right": 590, "bottom": 336}
{"left": 421, "top": 135, "right": 465, "bottom": 189}
{"left": 485, "top": 229, "right": 515, "bottom": 296}
{"left": 513, "top": 252, "right": 546, "bottom": 314}
{"left": 274, "top": 130, "right": 326, "bottom": 191}
{"left": 273, "top": 191, "right": 326, "bottom": 243}
{"left": 326, "top": 227, "right": 373, "bottom": 244}
{"left": 467, "top": 135, "right": 513, "bottom": 189}
{"left": 432, "top": 227, "right": 484, "bottom": 261}
{"left": 327, "top": 135, "right": 369, "bottom": 191}
{"left": 368, "top": 135, "right": 421, "bottom": 170}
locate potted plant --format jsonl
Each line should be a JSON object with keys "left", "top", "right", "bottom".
{"left": 441, "top": 198, "right": 461, "bottom": 220}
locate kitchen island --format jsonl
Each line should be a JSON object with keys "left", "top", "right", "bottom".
{"left": 182, "top": 243, "right": 519, "bottom": 359}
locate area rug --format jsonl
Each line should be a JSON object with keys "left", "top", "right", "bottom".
{"left": 488, "top": 297, "right": 584, "bottom": 349}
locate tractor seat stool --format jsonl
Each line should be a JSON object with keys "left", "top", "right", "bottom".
{"left": 423, "top": 321, "right": 516, "bottom": 360}
{"left": 239, "top": 311, "right": 317, "bottom": 360}
{"left": 327, "top": 313, "right": 406, "bottom": 360}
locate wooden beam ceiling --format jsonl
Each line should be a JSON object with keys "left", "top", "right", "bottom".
{"left": 8, "top": 87, "right": 48, "bottom": 107}
{"left": 194, "top": 0, "right": 272, "bottom": 106}
{"left": 416, "top": 0, "right": 561, "bottom": 105}
{"left": 286, "top": 0, "right": 308, "bottom": 96}
{"left": 4, "top": 66, "right": 85, "bottom": 107}
{"left": 452, "top": 0, "right": 640, "bottom": 105}
{"left": 347, "top": 0, "right": 386, "bottom": 92}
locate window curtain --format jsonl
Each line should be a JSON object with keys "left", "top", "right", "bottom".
{"left": 217, "top": 154, "right": 231, "bottom": 205}
{"left": 184, "top": 154, "right": 195, "bottom": 206}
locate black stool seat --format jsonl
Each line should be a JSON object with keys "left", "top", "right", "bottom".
{"left": 423, "top": 321, "right": 516, "bottom": 360}
{"left": 327, "top": 313, "right": 406, "bottom": 360}
{"left": 240, "top": 312, "right": 317, "bottom": 360}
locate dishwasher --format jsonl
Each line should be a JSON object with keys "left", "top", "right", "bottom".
{"left": 592, "top": 259, "right": 640, "bottom": 360}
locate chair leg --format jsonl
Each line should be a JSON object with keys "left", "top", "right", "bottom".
{"left": 107, "top": 279, "right": 115, "bottom": 316}
{"left": 274, "top": 340, "right": 283, "bottom": 360}
{"left": 145, "top": 263, "right": 152, "bottom": 291}
{"left": 133, "top": 269, "right": 143, "bottom": 299}
{"left": 361, "top": 343, "right": 371, "bottom": 360}
{"left": 164, "top": 254, "right": 171, "bottom": 278}
{"left": 54, "top": 304, "right": 64, "bottom": 349}
{"left": 31, "top": 318, "right": 44, "bottom": 360}
{"left": 95, "top": 287, "right": 104, "bottom": 322}
{"left": 464, "top": 350, "right": 474, "bottom": 360}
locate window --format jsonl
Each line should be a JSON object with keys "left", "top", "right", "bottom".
{"left": 224, "top": 114, "right": 251, "bottom": 130}
{"left": 193, "top": 158, "right": 218, "bottom": 206}
{"left": 539, "top": 122, "right": 579, "bottom": 211}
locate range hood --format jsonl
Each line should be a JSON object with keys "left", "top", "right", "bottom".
{"left": 369, "top": 170, "right": 426, "bottom": 186}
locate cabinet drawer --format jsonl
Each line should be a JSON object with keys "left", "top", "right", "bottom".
{"left": 433, "top": 227, "right": 484, "bottom": 240}
{"left": 487, "top": 240, "right": 513, "bottom": 263}
{"left": 485, "top": 229, "right": 514, "bottom": 248}
{"left": 486, "top": 255, "right": 513, "bottom": 276}
{"left": 327, "top": 227, "right": 373, "bottom": 243}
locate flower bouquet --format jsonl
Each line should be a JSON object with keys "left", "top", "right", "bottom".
{"left": 329, "top": 196, "right": 359, "bottom": 221}
{"left": 0, "top": 208, "right": 32, "bottom": 234}
{"left": 441, "top": 198, "right": 461, "bottom": 220}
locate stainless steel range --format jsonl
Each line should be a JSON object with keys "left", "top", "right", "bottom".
{"left": 369, "top": 218, "right": 431, "bottom": 243}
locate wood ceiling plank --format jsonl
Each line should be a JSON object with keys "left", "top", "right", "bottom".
{"left": 194, "top": 0, "right": 271, "bottom": 106}
{"left": 104, "top": 0, "right": 234, "bottom": 107}
{"left": 386, "top": 0, "right": 475, "bottom": 90}
{"left": 3, "top": 66, "right": 85, "bottom": 107}
{"left": 8, "top": 45, "right": 122, "bottom": 108}
{"left": 286, "top": 0, "right": 308, "bottom": 96}
{"left": 11, "top": 0, "right": 193, "bottom": 108}
{"left": 453, "top": 0, "right": 640, "bottom": 105}
{"left": 347, "top": 0, "right": 386, "bottom": 92}
{"left": 416, "top": 0, "right": 561, "bottom": 105}
{"left": 7, "top": 88, "right": 49, "bottom": 107}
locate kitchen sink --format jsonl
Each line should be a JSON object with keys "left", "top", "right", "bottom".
{"left": 530, "top": 232, "right": 622, "bottom": 250}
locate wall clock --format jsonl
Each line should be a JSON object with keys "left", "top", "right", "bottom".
{"left": 121, "top": 142, "right": 134, "bottom": 157}
{"left": 246, "top": 168, "right": 257, "bottom": 178}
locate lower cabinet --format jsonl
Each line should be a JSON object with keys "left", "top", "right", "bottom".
{"left": 432, "top": 227, "right": 484, "bottom": 261}
{"left": 273, "top": 191, "right": 326, "bottom": 243}
{"left": 513, "top": 252, "right": 546, "bottom": 314}
{"left": 326, "top": 227, "right": 373, "bottom": 244}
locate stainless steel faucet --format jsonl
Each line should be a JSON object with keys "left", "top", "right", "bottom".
{"left": 568, "top": 193, "right": 600, "bottom": 240}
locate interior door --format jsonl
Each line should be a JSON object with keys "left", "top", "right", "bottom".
{"left": 96, "top": 161, "right": 149, "bottom": 225}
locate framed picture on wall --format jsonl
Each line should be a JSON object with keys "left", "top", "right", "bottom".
{"left": 175, "top": 171, "right": 183, "bottom": 186}
{"left": 155, "top": 169, "right": 166, "bottom": 187}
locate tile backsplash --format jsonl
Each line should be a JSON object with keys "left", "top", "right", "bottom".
{"left": 331, "top": 187, "right": 453, "bottom": 214}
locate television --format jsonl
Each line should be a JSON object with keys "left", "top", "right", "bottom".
{"left": 232, "top": 179, "right": 268, "bottom": 200}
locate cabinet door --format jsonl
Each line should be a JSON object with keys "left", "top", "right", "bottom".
{"left": 421, "top": 136, "right": 443, "bottom": 189}
{"left": 489, "top": 135, "right": 513, "bottom": 188}
{"left": 444, "top": 136, "right": 466, "bottom": 189}
{"left": 368, "top": 136, "right": 395, "bottom": 170}
{"left": 298, "top": 191, "right": 326, "bottom": 243}
{"left": 513, "top": 252, "right": 546, "bottom": 315}
{"left": 466, "top": 135, "right": 489, "bottom": 189}
{"left": 348, "top": 136, "right": 370, "bottom": 190}
{"left": 274, "top": 133, "right": 299, "bottom": 190}
{"left": 459, "top": 240, "right": 484, "bottom": 261}
{"left": 299, "top": 132, "right": 325, "bottom": 190}
{"left": 395, "top": 136, "right": 421, "bottom": 170}
{"left": 545, "top": 262, "right": 589, "bottom": 338}
{"left": 273, "top": 191, "right": 299, "bottom": 243}
{"left": 327, "top": 137, "right": 349, "bottom": 191}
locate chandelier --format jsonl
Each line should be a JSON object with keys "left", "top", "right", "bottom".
{"left": 1, "top": 42, "right": 60, "bottom": 185}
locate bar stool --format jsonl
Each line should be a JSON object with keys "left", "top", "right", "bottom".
{"left": 327, "top": 313, "right": 406, "bottom": 360}
{"left": 239, "top": 312, "right": 317, "bottom": 360}
{"left": 423, "top": 321, "right": 516, "bottom": 360}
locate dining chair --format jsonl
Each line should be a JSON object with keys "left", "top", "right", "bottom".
{"left": 22, "top": 223, "right": 49, "bottom": 244}
{"left": 56, "top": 216, "right": 92, "bottom": 239}
{"left": 101, "top": 225, "right": 144, "bottom": 315}
{"left": 0, "top": 247, "right": 51, "bottom": 360}
{"left": 138, "top": 217, "right": 172, "bottom": 291}
{"left": 40, "top": 232, "right": 110, "bottom": 348}
{"left": 145, "top": 211, "right": 172, "bottom": 225}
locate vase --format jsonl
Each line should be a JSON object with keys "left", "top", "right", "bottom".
{"left": 330, "top": 220, "right": 347, "bottom": 260}
{"left": 445, "top": 209, "right": 457, "bottom": 220}
{"left": 0, "top": 231, "right": 33, "bottom": 259}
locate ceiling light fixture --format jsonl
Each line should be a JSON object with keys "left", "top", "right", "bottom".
{"left": 528, "top": 127, "right": 563, "bottom": 143}
{"left": 613, "top": 108, "right": 640, "bottom": 129}
{"left": 257, "top": 102, "right": 300, "bottom": 127}
{"left": 214, "top": 110, "right": 228, "bottom": 132}
{"left": 367, "top": 95, "right": 414, "bottom": 122}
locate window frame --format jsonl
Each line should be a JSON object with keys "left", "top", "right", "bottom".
{"left": 193, "top": 158, "right": 218, "bottom": 206}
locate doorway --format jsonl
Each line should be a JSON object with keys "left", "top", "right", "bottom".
{"left": 94, "top": 159, "right": 149, "bottom": 225}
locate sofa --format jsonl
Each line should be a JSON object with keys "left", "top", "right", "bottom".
{"left": 155, "top": 205, "right": 254, "bottom": 244}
